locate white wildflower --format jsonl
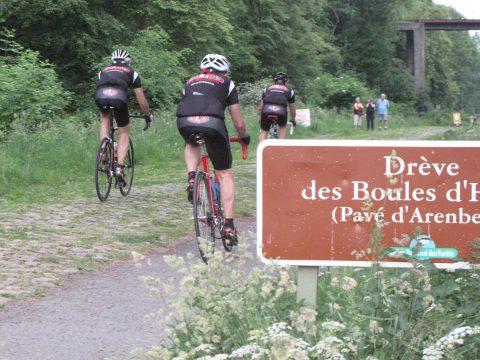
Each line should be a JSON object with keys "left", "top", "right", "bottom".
{"left": 422, "top": 326, "right": 480, "bottom": 360}
{"left": 369, "top": 320, "right": 383, "bottom": 334}
{"left": 309, "top": 336, "right": 347, "bottom": 359}
{"left": 211, "top": 335, "right": 221, "bottom": 343}
{"left": 268, "top": 322, "right": 292, "bottom": 337}
{"left": 261, "top": 282, "right": 273, "bottom": 298}
{"left": 197, "top": 355, "right": 229, "bottom": 360}
{"left": 193, "top": 343, "right": 216, "bottom": 355}
{"left": 321, "top": 321, "right": 345, "bottom": 332}
{"left": 342, "top": 276, "right": 357, "bottom": 291}
{"left": 229, "top": 344, "right": 269, "bottom": 359}
{"left": 279, "top": 271, "right": 290, "bottom": 287}
{"left": 331, "top": 277, "right": 340, "bottom": 287}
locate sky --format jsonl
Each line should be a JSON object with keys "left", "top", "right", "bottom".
{"left": 433, "top": 0, "right": 480, "bottom": 36}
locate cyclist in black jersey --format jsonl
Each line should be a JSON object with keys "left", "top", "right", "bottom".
{"left": 95, "top": 49, "right": 153, "bottom": 186}
{"left": 258, "top": 72, "right": 297, "bottom": 142}
{"left": 177, "top": 54, "right": 250, "bottom": 242}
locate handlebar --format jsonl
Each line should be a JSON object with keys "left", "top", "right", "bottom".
{"left": 229, "top": 137, "right": 248, "bottom": 160}
{"left": 129, "top": 115, "right": 150, "bottom": 131}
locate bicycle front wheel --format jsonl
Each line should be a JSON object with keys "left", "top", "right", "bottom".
{"left": 120, "top": 138, "right": 135, "bottom": 196}
{"left": 193, "top": 171, "right": 216, "bottom": 263}
{"left": 95, "top": 138, "right": 113, "bottom": 201}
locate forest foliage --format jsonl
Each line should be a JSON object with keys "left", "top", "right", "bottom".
{"left": 1, "top": 0, "right": 480, "bottom": 129}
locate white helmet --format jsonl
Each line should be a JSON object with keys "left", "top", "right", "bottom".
{"left": 200, "top": 54, "right": 230, "bottom": 72}
{"left": 111, "top": 49, "right": 131, "bottom": 65}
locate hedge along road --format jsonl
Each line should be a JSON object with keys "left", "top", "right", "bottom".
{"left": 0, "top": 126, "right": 451, "bottom": 359}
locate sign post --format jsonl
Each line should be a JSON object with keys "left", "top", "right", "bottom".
{"left": 258, "top": 140, "right": 480, "bottom": 307}
{"left": 296, "top": 266, "right": 318, "bottom": 308}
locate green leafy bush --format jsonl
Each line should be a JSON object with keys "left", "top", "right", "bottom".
{"left": 237, "top": 79, "right": 270, "bottom": 106}
{"left": 0, "top": 49, "right": 71, "bottom": 129}
{"left": 305, "top": 72, "right": 371, "bottom": 109}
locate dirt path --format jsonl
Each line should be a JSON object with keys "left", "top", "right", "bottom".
{"left": 0, "top": 219, "right": 258, "bottom": 360}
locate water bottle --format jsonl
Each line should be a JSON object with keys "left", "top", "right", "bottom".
{"left": 212, "top": 179, "right": 220, "bottom": 206}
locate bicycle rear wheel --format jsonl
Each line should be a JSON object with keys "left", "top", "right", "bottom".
{"left": 120, "top": 138, "right": 135, "bottom": 196}
{"left": 268, "top": 123, "right": 279, "bottom": 139}
{"left": 193, "top": 171, "right": 216, "bottom": 263}
{"left": 95, "top": 138, "right": 113, "bottom": 201}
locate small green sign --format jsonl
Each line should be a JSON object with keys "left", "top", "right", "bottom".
{"left": 386, "top": 235, "right": 458, "bottom": 260}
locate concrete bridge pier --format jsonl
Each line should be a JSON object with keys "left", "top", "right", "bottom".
{"left": 402, "top": 22, "right": 425, "bottom": 92}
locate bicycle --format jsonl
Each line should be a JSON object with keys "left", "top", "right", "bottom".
{"left": 267, "top": 115, "right": 295, "bottom": 139}
{"left": 95, "top": 109, "right": 150, "bottom": 202}
{"left": 190, "top": 133, "right": 248, "bottom": 263}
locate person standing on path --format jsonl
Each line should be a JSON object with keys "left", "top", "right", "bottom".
{"left": 353, "top": 97, "right": 364, "bottom": 129}
{"left": 376, "top": 93, "right": 390, "bottom": 130}
{"left": 366, "top": 98, "right": 375, "bottom": 131}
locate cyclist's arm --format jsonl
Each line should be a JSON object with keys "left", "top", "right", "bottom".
{"left": 228, "top": 104, "right": 247, "bottom": 137}
{"left": 134, "top": 87, "right": 150, "bottom": 115}
{"left": 289, "top": 103, "right": 297, "bottom": 122}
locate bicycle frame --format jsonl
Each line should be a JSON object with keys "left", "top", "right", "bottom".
{"left": 197, "top": 137, "right": 248, "bottom": 216}
{"left": 199, "top": 141, "right": 218, "bottom": 216}
{"left": 102, "top": 110, "right": 148, "bottom": 182}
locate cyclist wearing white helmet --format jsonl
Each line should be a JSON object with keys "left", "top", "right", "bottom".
{"left": 258, "top": 72, "right": 296, "bottom": 142}
{"left": 176, "top": 54, "right": 250, "bottom": 243}
{"left": 95, "top": 49, "right": 153, "bottom": 186}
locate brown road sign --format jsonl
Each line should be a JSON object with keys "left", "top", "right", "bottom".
{"left": 257, "top": 140, "right": 480, "bottom": 269}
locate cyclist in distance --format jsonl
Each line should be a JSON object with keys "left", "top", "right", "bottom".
{"left": 176, "top": 54, "right": 250, "bottom": 243}
{"left": 258, "top": 72, "right": 297, "bottom": 142}
{"left": 94, "top": 49, "right": 153, "bottom": 186}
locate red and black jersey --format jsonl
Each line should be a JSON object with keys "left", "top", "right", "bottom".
{"left": 262, "top": 83, "right": 295, "bottom": 106}
{"left": 176, "top": 72, "right": 239, "bottom": 120}
{"left": 97, "top": 64, "right": 142, "bottom": 94}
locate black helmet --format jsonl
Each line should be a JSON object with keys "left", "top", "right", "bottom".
{"left": 273, "top": 72, "right": 288, "bottom": 83}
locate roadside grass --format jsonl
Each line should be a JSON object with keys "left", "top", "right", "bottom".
{"left": 0, "top": 105, "right": 458, "bottom": 207}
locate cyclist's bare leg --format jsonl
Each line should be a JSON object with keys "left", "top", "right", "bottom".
{"left": 100, "top": 114, "right": 111, "bottom": 141}
{"left": 185, "top": 143, "right": 201, "bottom": 172}
{"left": 278, "top": 126, "right": 287, "bottom": 139}
{"left": 215, "top": 169, "right": 234, "bottom": 219}
{"left": 117, "top": 126, "right": 129, "bottom": 166}
{"left": 259, "top": 130, "right": 268, "bottom": 143}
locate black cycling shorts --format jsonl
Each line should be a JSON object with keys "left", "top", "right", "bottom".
{"left": 260, "top": 103, "right": 288, "bottom": 131}
{"left": 177, "top": 116, "right": 232, "bottom": 171}
{"left": 95, "top": 87, "right": 130, "bottom": 127}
